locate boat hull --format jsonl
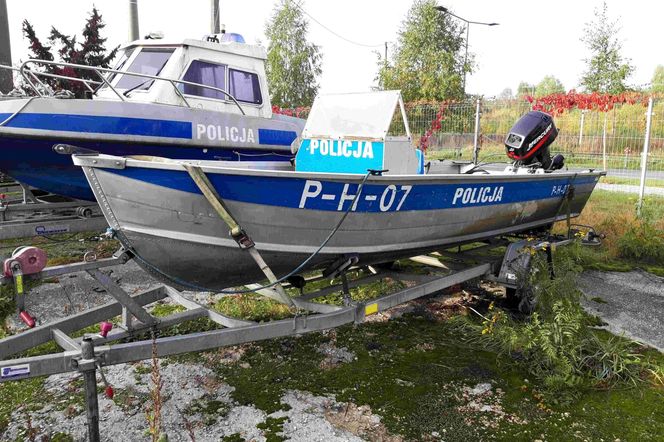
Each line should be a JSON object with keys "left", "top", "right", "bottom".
{"left": 76, "top": 157, "right": 603, "bottom": 290}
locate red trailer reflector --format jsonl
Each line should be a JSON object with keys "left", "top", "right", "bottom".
{"left": 100, "top": 321, "right": 113, "bottom": 338}
{"left": 19, "top": 310, "right": 35, "bottom": 328}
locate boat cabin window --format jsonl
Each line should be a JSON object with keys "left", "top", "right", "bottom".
{"left": 115, "top": 48, "right": 174, "bottom": 91}
{"left": 180, "top": 60, "right": 227, "bottom": 100}
{"left": 103, "top": 48, "right": 135, "bottom": 85}
{"left": 229, "top": 69, "right": 262, "bottom": 105}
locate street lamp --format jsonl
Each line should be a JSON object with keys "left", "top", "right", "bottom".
{"left": 435, "top": 6, "right": 498, "bottom": 95}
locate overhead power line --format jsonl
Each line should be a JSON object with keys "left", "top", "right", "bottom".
{"left": 290, "top": 1, "right": 385, "bottom": 48}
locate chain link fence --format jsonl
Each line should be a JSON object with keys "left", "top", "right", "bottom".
{"left": 277, "top": 94, "right": 662, "bottom": 207}
{"left": 405, "top": 98, "right": 664, "bottom": 200}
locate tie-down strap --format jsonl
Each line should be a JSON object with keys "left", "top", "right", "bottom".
{"left": 183, "top": 164, "right": 294, "bottom": 307}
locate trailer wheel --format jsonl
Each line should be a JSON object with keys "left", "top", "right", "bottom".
{"left": 517, "top": 285, "right": 537, "bottom": 314}
{"left": 505, "top": 287, "right": 519, "bottom": 308}
{"left": 504, "top": 286, "right": 536, "bottom": 314}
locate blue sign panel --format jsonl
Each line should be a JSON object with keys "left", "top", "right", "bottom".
{"left": 295, "top": 139, "right": 384, "bottom": 174}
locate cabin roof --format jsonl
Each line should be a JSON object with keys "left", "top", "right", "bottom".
{"left": 120, "top": 38, "right": 267, "bottom": 60}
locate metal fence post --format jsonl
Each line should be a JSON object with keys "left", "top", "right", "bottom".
{"left": 602, "top": 113, "right": 608, "bottom": 171}
{"left": 637, "top": 96, "right": 654, "bottom": 217}
{"left": 473, "top": 97, "right": 481, "bottom": 164}
{"left": 578, "top": 110, "right": 586, "bottom": 147}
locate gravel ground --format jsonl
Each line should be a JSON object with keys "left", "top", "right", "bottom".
{"left": 579, "top": 269, "right": 664, "bottom": 351}
{"left": 6, "top": 260, "right": 161, "bottom": 332}
{"left": 1, "top": 261, "right": 392, "bottom": 441}
{"left": 2, "top": 359, "right": 390, "bottom": 441}
{"left": 596, "top": 183, "right": 664, "bottom": 196}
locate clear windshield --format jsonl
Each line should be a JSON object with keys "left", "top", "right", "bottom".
{"left": 114, "top": 48, "right": 174, "bottom": 91}
{"left": 101, "top": 48, "right": 134, "bottom": 87}
{"left": 302, "top": 91, "right": 404, "bottom": 140}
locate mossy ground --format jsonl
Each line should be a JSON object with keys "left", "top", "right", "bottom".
{"left": 204, "top": 313, "right": 664, "bottom": 441}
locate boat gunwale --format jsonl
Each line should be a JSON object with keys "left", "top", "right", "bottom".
{"left": 73, "top": 153, "right": 607, "bottom": 183}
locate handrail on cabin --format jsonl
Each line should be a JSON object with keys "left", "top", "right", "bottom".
{"left": 11, "top": 60, "right": 246, "bottom": 115}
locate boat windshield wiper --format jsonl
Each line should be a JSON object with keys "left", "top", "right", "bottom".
{"left": 122, "top": 78, "right": 153, "bottom": 97}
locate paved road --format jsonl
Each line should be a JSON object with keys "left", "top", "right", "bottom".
{"left": 579, "top": 270, "right": 664, "bottom": 351}
{"left": 604, "top": 168, "right": 664, "bottom": 180}
{"left": 596, "top": 183, "right": 664, "bottom": 196}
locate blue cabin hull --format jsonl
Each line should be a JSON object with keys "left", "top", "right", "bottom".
{"left": 0, "top": 98, "right": 303, "bottom": 201}
{"left": 0, "top": 135, "right": 292, "bottom": 201}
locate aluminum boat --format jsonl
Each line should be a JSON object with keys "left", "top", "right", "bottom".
{"left": 73, "top": 91, "right": 604, "bottom": 290}
{"left": 0, "top": 33, "right": 303, "bottom": 201}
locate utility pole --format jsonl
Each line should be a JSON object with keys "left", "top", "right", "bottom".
{"left": 210, "top": 0, "right": 220, "bottom": 34}
{"left": 0, "top": 0, "right": 13, "bottom": 93}
{"left": 128, "top": 0, "right": 140, "bottom": 42}
{"left": 435, "top": 6, "right": 499, "bottom": 96}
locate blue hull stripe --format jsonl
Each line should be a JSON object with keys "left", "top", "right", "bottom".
{"left": 258, "top": 128, "right": 297, "bottom": 146}
{"left": 0, "top": 113, "right": 192, "bottom": 139}
{"left": 0, "top": 113, "right": 298, "bottom": 146}
{"left": 108, "top": 167, "right": 599, "bottom": 213}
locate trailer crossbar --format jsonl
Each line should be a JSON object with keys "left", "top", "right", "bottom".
{"left": 0, "top": 260, "right": 495, "bottom": 381}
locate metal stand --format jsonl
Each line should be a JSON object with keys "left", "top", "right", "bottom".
{"left": 79, "top": 338, "right": 100, "bottom": 442}
{"left": 0, "top": 179, "right": 107, "bottom": 240}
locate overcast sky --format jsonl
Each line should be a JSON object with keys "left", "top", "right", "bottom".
{"left": 4, "top": 0, "right": 662, "bottom": 97}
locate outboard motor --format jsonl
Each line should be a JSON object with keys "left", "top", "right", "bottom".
{"left": 505, "top": 111, "right": 563, "bottom": 170}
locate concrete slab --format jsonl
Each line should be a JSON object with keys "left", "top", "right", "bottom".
{"left": 579, "top": 269, "right": 664, "bottom": 351}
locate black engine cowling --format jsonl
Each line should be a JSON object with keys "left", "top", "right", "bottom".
{"left": 505, "top": 110, "right": 560, "bottom": 169}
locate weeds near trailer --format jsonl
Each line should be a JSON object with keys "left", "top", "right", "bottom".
{"left": 450, "top": 241, "right": 664, "bottom": 402}
{"left": 178, "top": 407, "right": 197, "bottom": 442}
{"left": 145, "top": 331, "right": 166, "bottom": 442}
{"left": 551, "top": 190, "right": 664, "bottom": 276}
{"left": 617, "top": 202, "right": 664, "bottom": 264}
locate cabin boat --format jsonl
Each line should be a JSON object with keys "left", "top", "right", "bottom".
{"left": 72, "top": 91, "right": 604, "bottom": 290}
{"left": 0, "top": 33, "right": 303, "bottom": 201}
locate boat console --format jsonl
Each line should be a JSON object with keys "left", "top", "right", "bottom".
{"left": 294, "top": 91, "right": 423, "bottom": 175}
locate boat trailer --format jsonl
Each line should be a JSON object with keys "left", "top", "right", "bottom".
{"left": 0, "top": 177, "right": 107, "bottom": 240}
{"left": 0, "top": 231, "right": 599, "bottom": 440}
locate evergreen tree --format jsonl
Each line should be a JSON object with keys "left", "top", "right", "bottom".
{"left": 535, "top": 75, "right": 565, "bottom": 97}
{"left": 265, "top": 0, "right": 322, "bottom": 108}
{"left": 22, "top": 20, "right": 54, "bottom": 62}
{"left": 376, "top": 0, "right": 468, "bottom": 101}
{"left": 22, "top": 7, "right": 118, "bottom": 97}
{"left": 580, "top": 2, "right": 633, "bottom": 94}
